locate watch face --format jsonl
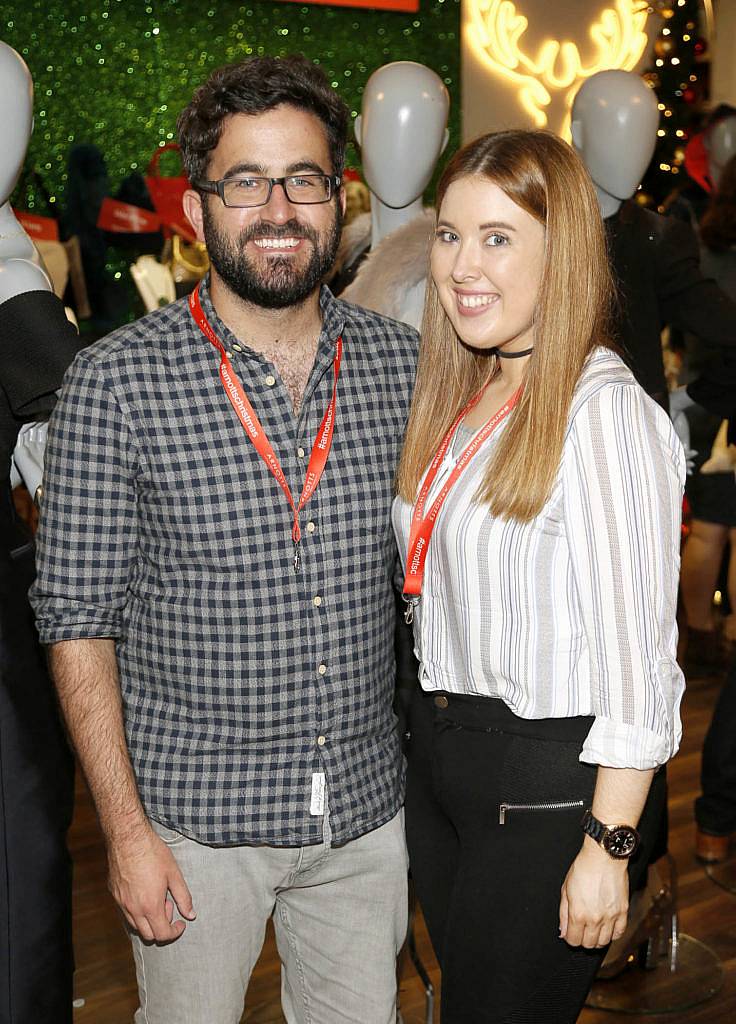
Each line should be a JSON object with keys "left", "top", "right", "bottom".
{"left": 603, "top": 827, "right": 638, "bottom": 858}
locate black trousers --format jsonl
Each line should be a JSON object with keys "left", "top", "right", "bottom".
{"left": 0, "top": 543, "right": 74, "bottom": 1024}
{"left": 695, "top": 656, "right": 736, "bottom": 834}
{"left": 405, "top": 688, "right": 665, "bottom": 1024}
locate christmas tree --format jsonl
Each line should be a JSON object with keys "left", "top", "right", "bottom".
{"left": 638, "top": 0, "right": 709, "bottom": 210}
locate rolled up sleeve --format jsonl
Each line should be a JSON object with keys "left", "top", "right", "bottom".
{"left": 563, "top": 382, "right": 686, "bottom": 770}
{"left": 30, "top": 352, "right": 139, "bottom": 644}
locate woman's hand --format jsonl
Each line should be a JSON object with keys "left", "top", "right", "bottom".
{"left": 559, "top": 836, "right": 629, "bottom": 948}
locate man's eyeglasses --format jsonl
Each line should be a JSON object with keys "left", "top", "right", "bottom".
{"left": 194, "top": 174, "right": 342, "bottom": 208}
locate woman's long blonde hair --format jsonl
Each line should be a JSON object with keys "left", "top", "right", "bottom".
{"left": 396, "top": 129, "right": 615, "bottom": 522}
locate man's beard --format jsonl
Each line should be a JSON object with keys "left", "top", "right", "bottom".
{"left": 202, "top": 202, "right": 342, "bottom": 310}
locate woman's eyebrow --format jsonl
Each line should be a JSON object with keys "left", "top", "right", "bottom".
{"left": 478, "top": 221, "right": 517, "bottom": 232}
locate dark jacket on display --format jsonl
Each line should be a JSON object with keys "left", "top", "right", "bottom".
{"left": 606, "top": 199, "right": 736, "bottom": 415}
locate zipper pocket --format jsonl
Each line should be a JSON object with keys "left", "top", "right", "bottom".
{"left": 498, "top": 799, "right": 584, "bottom": 825}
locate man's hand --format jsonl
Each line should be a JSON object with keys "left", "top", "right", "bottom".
{"left": 108, "top": 825, "right": 196, "bottom": 944}
{"left": 559, "top": 837, "right": 629, "bottom": 949}
{"left": 48, "top": 640, "right": 196, "bottom": 944}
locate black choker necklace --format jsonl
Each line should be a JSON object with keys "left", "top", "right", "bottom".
{"left": 492, "top": 346, "right": 534, "bottom": 359}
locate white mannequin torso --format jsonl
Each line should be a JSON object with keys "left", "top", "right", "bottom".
{"left": 0, "top": 42, "right": 53, "bottom": 303}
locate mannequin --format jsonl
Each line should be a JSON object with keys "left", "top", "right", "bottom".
{"left": 673, "top": 107, "right": 736, "bottom": 227}
{"left": 571, "top": 69, "right": 659, "bottom": 220}
{"left": 354, "top": 60, "right": 449, "bottom": 246}
{"left": 571, "top": 68, "right": 736, "bottom": 977}
{"left": 572, "top": 70, "right": 736, "bottom": 414}
{"left": 333, "top": 64, "right": 450, "bottom": 800}
{"left": 705, "top": 114, "right": 736, "bottom": 190}
{"left": 335, "top": 61, "right": 449, "bottom": 329}
{"left": 0, "top": 41, "right": 82, "bottom": 1024}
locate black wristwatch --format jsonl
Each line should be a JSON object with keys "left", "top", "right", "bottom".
{"left": 581, "top": 809, "right": 640, "bottom": 859}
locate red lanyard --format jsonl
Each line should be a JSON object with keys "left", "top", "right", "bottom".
{"left": 402, "top": 385, "right": 521, "bottom": 621}
{"left": 189, "top": 283, "right": 342, "bottom": 570}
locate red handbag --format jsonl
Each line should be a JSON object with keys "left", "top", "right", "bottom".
{"left": 145, "top": 143, "right": 196, "bottom": 241}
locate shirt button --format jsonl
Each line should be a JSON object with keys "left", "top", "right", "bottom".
{"left": 317, "top": 735, "right": 326, "bottom": 746}
{"left": 306, "top": 521, "right": 316, "bottom": 534}
{"left": 318, "top": 663, "right": 327, "bottom": 676}
{"left": 265, "top": 374, "right": 276, "bottom": 386}
{"left": 434, "top": 694, "right": 449, "bottom": 709}
{"left": 313, "top": 595, "right": 322, "bottom": 607}
{"left": 297, "top": 446, "right": 305, "bottom": 458}
{"left": 232, "top": 344, "right": 242, "bottom": 353}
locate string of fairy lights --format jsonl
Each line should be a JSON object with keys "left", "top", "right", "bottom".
{"left": 640, "top": 0, "right": 709, "bottom": 205}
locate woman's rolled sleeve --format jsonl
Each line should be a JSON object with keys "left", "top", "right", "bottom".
{"left": 563, "top": 381, "right": 686, "bottom": 770}
{"left": 30, "top": 352, "right": 140, "bottom": 644}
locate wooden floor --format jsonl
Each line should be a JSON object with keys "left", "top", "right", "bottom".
{"left": 70, "top": 667, "right": 736, "bottom": 1023}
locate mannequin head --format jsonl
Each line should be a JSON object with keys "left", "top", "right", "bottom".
{"left": 0, "top": 42, "right": 34, "bottom": 207}
{"left": 705, "top": 114, "right": 736, "bottom": 189}
{"left": 354, "top": 62, "right": 450, "bottom": 210}
{"left": 571, "top": 70, "right": 658, "bottom": 217}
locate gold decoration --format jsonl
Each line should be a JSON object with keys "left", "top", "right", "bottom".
{"left": 654, "top": 36, "right": 675, "bottom": 57}
{"left": 167, "top": 235, "right": 209, "bottom": 285}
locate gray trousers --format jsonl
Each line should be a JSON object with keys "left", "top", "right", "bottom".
{"left": 131, "top": 810, "right": 408, "bottom": 1024}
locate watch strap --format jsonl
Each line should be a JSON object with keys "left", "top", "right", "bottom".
{"left": 581, "top": 808, "right": 605, "bottom": 843}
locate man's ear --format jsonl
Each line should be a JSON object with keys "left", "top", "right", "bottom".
{"left": 182, "top": 189, "right": 206, "bottom": 244}
{"left": 338, "top": 184, "right": 347, "bottom": 219}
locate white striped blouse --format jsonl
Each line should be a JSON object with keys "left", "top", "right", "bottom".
{"left": 392, "top": 348, "right": 686, "bottom": 770}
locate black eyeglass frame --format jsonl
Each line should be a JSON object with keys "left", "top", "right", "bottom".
{"left": 193, "top": 173, "right": 342, "bottom": 208}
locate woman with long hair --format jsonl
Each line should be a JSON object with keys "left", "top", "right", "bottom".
{"left": 392, "top": 130, "right": 685, "bottom": 1023}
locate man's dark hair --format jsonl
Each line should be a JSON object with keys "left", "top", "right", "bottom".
{"left": 177, "top": 55, "right": 350, "bottom": 184}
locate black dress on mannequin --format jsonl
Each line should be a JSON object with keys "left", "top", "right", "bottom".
{"left": 605, "top": 198, "right": 736, "bottom": 413}
{"left": 0, "top": 289, "right": 82, "bottom": 1024}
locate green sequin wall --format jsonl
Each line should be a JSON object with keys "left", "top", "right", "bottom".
{"left": 3, "top": 0, "right": 461, "bottom": 210}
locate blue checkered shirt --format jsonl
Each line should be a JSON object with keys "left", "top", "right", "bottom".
{"left": 31, "top": 281, "right": 418, "bottom": 846}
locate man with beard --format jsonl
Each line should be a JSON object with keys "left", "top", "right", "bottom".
{"left": 30, "top": 56, "right": 416, "bottom": 1024}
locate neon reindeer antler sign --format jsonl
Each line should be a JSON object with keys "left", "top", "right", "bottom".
{"left": 466, "top": 0, "right": 651, "bottom": 133}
